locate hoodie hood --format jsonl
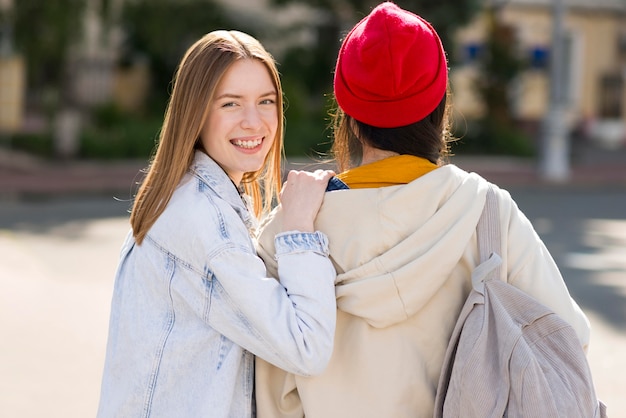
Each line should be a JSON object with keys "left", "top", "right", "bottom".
{"left": 257, "top": 164, "right": 490, "bottom": 328}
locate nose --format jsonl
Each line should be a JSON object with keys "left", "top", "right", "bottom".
{"left": 241, "top": 105, "right": 263, "bottom": 130}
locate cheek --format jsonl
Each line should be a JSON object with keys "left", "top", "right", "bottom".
{"left": 265, "top": 110, "right": 279, "bottom": 133}
{"left": 200, "top": 114, "right": 226, "bottom": 145}
{"left": 267, "top": 118, "right": 279, "bottom": 146}
{"left": 198, "top": 124, "right": 212, "bottom": 150}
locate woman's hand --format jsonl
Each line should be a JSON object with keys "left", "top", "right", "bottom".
{"left": 280, "top": 169, "right": 335, "bottom": 232}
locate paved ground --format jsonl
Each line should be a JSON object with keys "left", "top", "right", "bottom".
{"left": 0, "top": 145, "right": 625, "bottom": 417}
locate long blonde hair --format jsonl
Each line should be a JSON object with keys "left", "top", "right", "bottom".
{"left": 131, "top": 30, "right": 284, "bottom": 244}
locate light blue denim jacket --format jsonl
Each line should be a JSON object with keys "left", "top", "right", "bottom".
{"left": 97, "top": 151, "right": 336, "bottom": 418}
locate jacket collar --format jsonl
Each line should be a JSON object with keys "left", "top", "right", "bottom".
{"left": 190, "top": 151, "right": 241, "bottom": 204}
{"left": 189, "top": 150, "right": 257, "bottom": 233}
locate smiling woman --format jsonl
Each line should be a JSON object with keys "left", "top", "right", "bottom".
{"left": 200, "top": 59, "right": 279, "bottom": 184}
{"left": 96, "top": 30, "right": 337, "bottom": 418}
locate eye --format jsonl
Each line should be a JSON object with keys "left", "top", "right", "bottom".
{"left": 221, "top": 101, "right": 237, "bottom": 108}
{"left": 260, "top": 98, "right": 275, "bottom": 105}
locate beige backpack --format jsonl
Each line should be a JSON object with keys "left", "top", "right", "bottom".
{"left": 434, "top": 186, "right": 607, "bottom": 418}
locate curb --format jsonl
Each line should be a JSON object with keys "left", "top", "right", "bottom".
{"left": 1, "top": 150, "right": 625, "bottom": 200}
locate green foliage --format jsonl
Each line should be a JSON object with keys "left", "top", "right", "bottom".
{"left": 119, "top": 0, "right": 236, "bottom": 108}
{"left": 391, "top": 0, "right": 483, "bottom": 58}
{"left": 279, "top": 42, "right": 336, "bottom": 156}
{"left": 458, "top": 7, "right": 532, "bottom": 156}
{"left": 282, "top": 86, "right": 334, "bottom": 157}
{"left": 475, "top": 10, "right": 527, "bottom": 127}
{"left": 452, "top": 119, "right": 536, "bottom": 157}
{"left": 6, "top": 0, "right": 520, "bottom": 160}
{"left": 7, "top": 104, "right": 162, "bottom": 160}
{"left": 79, "top": 103, "right": 161, "bottom": 159}
{"left": 270, "top": 0, "right": 482, "bottom": 65}
{"left": 7, "top": 132, "right": 54, "bottom": 158}
{"left": 4, "top": 0, "right": 85, "bottom": 90}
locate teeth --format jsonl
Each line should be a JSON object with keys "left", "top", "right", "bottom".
{"left": 232, "top": 138, "right": 262, "bottom": 149}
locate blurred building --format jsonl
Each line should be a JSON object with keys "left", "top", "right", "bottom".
{"left": 453, "top": 0, "right": 626, "bottom": 148}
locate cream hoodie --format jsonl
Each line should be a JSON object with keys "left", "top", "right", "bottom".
{"left": 255, "top": 164, "right": 590, "bottom": 418}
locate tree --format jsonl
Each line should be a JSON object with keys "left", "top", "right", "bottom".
{"left": 3, "top": 0, "right": 85, "bottom": 104}
{"left": 455, "top": 6, "right": 533, "bottom": 156}
{"left": 119, "top": 0, "right": 235, "bottom": 113}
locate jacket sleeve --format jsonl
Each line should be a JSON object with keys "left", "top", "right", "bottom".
{"left": 165, "top": 191, "right": 337, "bottom": 376}
{"left": 254, "top": 208, "right": 308, "bottom": 417}
{"left": 496, "top": 187, "right": 591, "bottom": 351}
{"left": 204, "top": 229, "right": 337, "bottom": 376}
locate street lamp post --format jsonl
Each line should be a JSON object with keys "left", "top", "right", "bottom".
{"left": 540, "top": 0, "right": 570, "bottom": 182}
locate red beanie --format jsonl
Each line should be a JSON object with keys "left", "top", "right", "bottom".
{"left": 333, "top": 2, "right": 448, "bottom": 128}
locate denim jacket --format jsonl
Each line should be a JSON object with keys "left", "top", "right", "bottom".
{"left": 97, "top": 151, "right": 336, "bottom": 418}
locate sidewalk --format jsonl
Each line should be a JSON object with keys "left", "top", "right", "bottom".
{"left": 1, "top": 147, "right": 624, "bottom": 417}
{"left": 1, "top": 145, "right": 625, "bottom": 199}
{"left": 0, "top": 149, "right": 146, "bottom": 198}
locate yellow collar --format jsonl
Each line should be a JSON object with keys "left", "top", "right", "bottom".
{"left": 336, "top": 155, "right": 438, "bottom": 189}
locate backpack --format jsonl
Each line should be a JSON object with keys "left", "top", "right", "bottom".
{"left": 433, "top": 186, "right": 607, "bottom": 418}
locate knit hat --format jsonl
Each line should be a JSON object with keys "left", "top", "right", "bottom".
{"left": 333, "top": 2, "right": 448, "bottom": 128}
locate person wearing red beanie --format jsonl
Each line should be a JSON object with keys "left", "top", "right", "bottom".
{"left": 254, "top": 2, "right": 591, "bottom": 417}
{"left": 333, "top": 1, "right": 448, "bottom": 128}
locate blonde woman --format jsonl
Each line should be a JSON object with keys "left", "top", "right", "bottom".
{"left": 97, "top": 30, "right": 336, "bottom": 417}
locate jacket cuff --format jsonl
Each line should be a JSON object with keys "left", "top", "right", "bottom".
{"left": 274, "top": 231, "right": 330, "bottom": 257}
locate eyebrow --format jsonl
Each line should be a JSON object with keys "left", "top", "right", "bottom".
{"left": 215, "top": 91, "right": 277, "bottom": 100}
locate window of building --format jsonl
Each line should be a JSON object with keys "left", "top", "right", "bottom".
{"left": 599, "top": 74, "right": 623, "bottom": 118}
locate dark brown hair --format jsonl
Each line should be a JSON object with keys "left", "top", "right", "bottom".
{"left": 330, "top": 88, "right": 453, "bottom": 172}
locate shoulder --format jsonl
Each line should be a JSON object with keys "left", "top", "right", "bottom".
{"left": 150, "top": 175, "right": 253, "bottom": 259}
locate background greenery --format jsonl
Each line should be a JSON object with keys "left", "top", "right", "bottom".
{"left": 2, "top": 0, "right": 535, "bottom": 160}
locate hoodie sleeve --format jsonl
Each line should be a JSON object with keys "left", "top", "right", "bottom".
{"left": 496, "top": 187, "right": 591, "bottom": 351}
{"left": 255, "top": 209, "right": 307, "bottom": 418}
{"left": 255, "top": 357, "right": 304, "bottom": 418}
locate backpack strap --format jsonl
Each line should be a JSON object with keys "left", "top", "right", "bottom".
{"left": 476, "top": 185, "right": 502, "bottom": 280}
{"left": 433, "top": 184, "right": 503, "bottom": 416}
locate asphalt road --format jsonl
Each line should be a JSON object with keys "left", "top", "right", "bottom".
{"left": 1, "top": 185, "right": 624, "bottom": 417}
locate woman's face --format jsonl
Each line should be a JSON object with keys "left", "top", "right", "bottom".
{"left": 200, "top": 59, "right": 278, "bottom": 184}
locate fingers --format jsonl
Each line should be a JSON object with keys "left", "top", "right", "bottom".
{"left": 310, "top": 168, "right": 337, "bottom": 180}
{"left": 283, "top": 169, "right": 336, "bottom": 186}
{"left": 279, "top": 169, "right": 336, "bottom": 233}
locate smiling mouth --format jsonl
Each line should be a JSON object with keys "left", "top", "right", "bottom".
{"left": 231, "top": 138, "right": 263, "bottom": 149}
